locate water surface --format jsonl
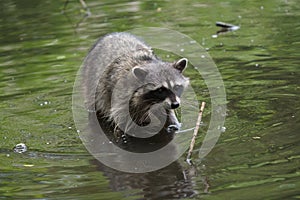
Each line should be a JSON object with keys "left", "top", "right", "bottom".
{"left": 0, "top": 0, "right": 299, "bottom": 199}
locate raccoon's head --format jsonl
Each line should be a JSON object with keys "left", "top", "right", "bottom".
{"left": 131, "top": 58, "right": 189, "bottom": 110}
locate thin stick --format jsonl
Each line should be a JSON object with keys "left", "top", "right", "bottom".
{"left": 79, "top": 0, "right": 87, "bottom": 8}
{"left": 79, "top": 0, "right": 91, "bottom": 16}
{"left": 186, "top": 101, "right": 206, "bottom": 165}
{"left": 62, "top": 0, "right": 91, "bottom": 16}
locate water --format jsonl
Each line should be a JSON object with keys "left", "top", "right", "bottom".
{"left": 0, "top": 0, "right": 299, "bottom": 199}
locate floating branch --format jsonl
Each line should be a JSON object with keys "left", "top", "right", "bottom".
{"left": 186, "top": 101, "right": 206, "bottom": 165}
{"left": 216, "top": 21, "right": 240, "bottom": 35}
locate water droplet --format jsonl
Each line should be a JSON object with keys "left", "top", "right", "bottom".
{"left": 212, "top": 34, "right": 218, "bottom": 38}
{"left": 201, "top": 55, "right": 206, "bottom": 58}
{"left": 76, "top": 130, "right": 81, "bottom": 133}
{"left": 255, "top": 63, "right": 259, "bottom": 67}
{"left": 40, "top": 101, "right": 50, "bottom": 106}
{"left": 260, "top": 6, "right": 264, "bottom": 10}
{"left": 68, "top": 126, "right": 72, "bottom": 129}
{"left": 180, "top": 49, "right": 184, "bottom": 52}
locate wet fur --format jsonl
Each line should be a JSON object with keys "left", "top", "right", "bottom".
{"left": 82, "top": 32, "right": 189, "bottom": 143}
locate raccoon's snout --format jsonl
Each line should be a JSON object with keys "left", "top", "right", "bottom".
{"left": 171, "top": 102, "right": 180, "bottom": 109}
{"left": 164, "top": 96, "right": 180, "bottom": 110}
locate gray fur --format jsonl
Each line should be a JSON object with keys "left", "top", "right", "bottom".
{"left": 82, "top": 32, "right": 189, "bottom": 136}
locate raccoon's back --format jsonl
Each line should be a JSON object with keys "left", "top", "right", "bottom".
{"left": 82, "top": 33, "right": 152, "bottom": 111}
{"left": 87, "top": 33, "right": 151, "bottom": 68}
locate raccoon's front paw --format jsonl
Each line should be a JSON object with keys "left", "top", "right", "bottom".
{"left": 167, "top": 123, "right": 181, "bottom": 133}
{"left": 114, "top": 128, "right": 128, "bottom": 144}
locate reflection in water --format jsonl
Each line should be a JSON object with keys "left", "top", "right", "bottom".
{"left": 88, "top": 113, "right": 204, "bottom": 199}
{"left": 96, "top": 112, "right": 176, "bottom": 153}
{"left": 92, "top": 159, "right": 200, "bottom": 199}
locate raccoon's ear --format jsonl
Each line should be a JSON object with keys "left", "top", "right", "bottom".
{"left": 132, "top": 67, "right": 148, "bottom": 81}
{"left": 174, "top": 58, "right": 188, "bottom": 73}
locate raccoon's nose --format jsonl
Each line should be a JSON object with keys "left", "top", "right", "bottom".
{"left": 171, "top": 102, "right": 180, "bottom": 109}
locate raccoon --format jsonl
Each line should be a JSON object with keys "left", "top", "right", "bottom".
{"left": 82, "top": 32, "right": 189, "bottom": 143}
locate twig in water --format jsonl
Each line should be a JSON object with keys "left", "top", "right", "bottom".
{"left": 186, "top": 101, "right": 206, "bottom": 165}
{"left": 79, "top": 0, "right": 91, "bottom": 16}
{"left": 62, "top": 0, "right": 91, "bottom": 16}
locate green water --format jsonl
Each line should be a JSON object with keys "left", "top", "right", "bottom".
{"left": 0, "top": 0, "right": 299, "bottom": 199}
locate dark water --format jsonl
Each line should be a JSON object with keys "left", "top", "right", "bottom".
{"left": 0, "top": 0, "right": 299, "bottom": 199}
